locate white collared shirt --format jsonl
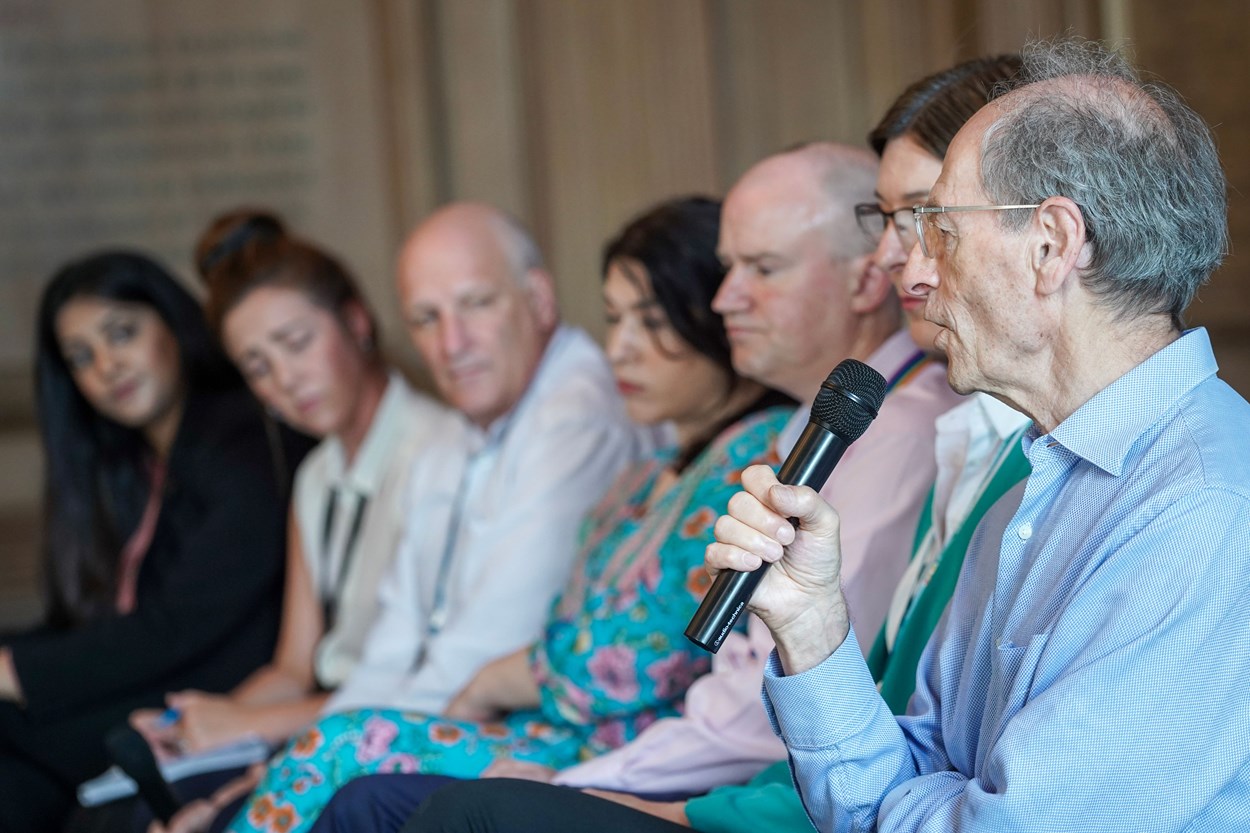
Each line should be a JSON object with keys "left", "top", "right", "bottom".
{"left": 327, "top": 326, "right": 649, "bottom": 715}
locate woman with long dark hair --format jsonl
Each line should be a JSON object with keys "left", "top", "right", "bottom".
{"left": 0, "top": 251, "right": 302, "bottom": 831}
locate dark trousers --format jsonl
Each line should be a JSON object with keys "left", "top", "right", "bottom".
{"left": 309, "top": 774, "right": 462, "bottom": 833}
{"left": 406, "top": 779, "right": 692, "bottom": 833}
{"left": 0, "top": 691, "right": 159, "bottom": 833}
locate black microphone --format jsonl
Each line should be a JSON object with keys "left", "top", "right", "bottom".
{"left": 685, "top": 359, "right": 886, "bottom": 653}
{"left": 103, "top": 724, "right": 184, "bottom": 824}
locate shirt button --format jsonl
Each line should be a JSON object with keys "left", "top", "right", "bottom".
{"left": 1018, "top": 522, "right": 1033, "bottom": 540}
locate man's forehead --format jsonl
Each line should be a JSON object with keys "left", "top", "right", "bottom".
{"left": 401, "top": 232, "right": 512, "bottom": 296}
{"left": 403, "top": 267, "right": 510, "bottom": 305}
{"left": 930, "top": 103, "right": 998, "bottom": 204}
{"left": 722, "top": 182, "right": 833, "bottom": 254}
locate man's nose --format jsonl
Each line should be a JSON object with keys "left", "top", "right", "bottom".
{"left": 900, "top": 244, "right": 938, "bottom": 298}
{"left": 439, "top": 312, "right": 469, "bottom": 358}
{"left": 712, "top": 267, "right": 749, "bottom": 313}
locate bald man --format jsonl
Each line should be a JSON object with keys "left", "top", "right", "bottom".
{"left": 324, "top": 202, "right": 645, "bottom": 717}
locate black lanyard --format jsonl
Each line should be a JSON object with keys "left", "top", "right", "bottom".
{"left": 320, "top": 487, "right": 369, "bottom": 630}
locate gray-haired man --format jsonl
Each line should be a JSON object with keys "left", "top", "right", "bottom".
{"left": 713, "top": 39, "right": 1250, "bottom": 832}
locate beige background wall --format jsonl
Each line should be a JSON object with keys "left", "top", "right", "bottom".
{"left": 2, "top": 0, "right": 1248, "bottom": 625}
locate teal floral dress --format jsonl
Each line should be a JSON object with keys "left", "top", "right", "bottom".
{"left": 227, "top": 406, "right": 791, "bottom": 833}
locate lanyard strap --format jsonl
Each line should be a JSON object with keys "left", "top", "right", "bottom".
{"left": 413, "top": 455, "right": 477, "bottom": 671}
{"left": 319, "top": 488, "right": 370, "bottom": 630}
{"left": 884, "top": 421, "right": 1030, "bottom": 649}
{"left": 883, "top": 349, "right": 931, "bottom": 395}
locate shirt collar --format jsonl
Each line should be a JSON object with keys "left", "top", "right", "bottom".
{"left": 1046, "top": 328, "right": 1218, "bottom": 477}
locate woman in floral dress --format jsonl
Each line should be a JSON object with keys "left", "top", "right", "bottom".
{"left": 223, "top": 196, "right": 794, "bottom": 833}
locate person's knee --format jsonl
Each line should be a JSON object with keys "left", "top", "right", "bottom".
{"left": 407, "top": 779, "right": 490, "bottom": 833}
{"left": 408, "top": 779, "right": 547, "bottom": 833}
{"left": 312, "top": 776, "right": 378, "bottom": 832}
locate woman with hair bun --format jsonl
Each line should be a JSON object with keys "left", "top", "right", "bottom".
{"left": 126, "top": 210, "right": 454, "bottom": 828}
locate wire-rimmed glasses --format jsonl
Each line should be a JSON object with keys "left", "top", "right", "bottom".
{"left": 911, "top": 204, "right": 1041, "bottom": 258}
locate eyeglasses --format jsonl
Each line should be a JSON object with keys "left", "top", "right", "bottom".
{"left": 854, "top": 203, "right": 918, "bottom": 250}
{"left": 911, "top": 204, "right": 1041, "bottom": 258}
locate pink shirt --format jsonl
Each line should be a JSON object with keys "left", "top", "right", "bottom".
{"left": 555, "top": 330, "right": 963, "bottom": 794}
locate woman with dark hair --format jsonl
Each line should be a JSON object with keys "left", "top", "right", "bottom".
{"left": 123, "top": 210, "right": 454, "bottom": 828}
{"left": 392, "top": 54, "right": 1030, "bottom": 833}
{"left": 173, "top": 195, "right": 796, "bottom": 833}
{"left": 0, "top": 251, "right": 302, "bottom": 831}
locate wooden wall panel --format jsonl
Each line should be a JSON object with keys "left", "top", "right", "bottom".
{"left": 2, "top": 0, "right": 1247, "bottom": 620}
{"left": 431, "top": 0, "right": 530, "bottom": 218}
{"left": 1128, "top": 0, "right": 1250, "bottom": 393}
{"left": 974, "top": 0, "right": 1102, "bottom": 54}
{"left": 708, "top": 0, "right": 870, "bottom": 185}
{"left": 518, "top": 0, "right": 721, "bottom": 338}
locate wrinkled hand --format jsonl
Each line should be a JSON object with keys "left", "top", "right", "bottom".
{"left": 582, "top": 789, "right": 690, "bottom": 826}
{"left": 706, "top": 464, "right": 850, "bottom": 673}
{"left": 480, "top": 758, "right": 557, "bottom": 782}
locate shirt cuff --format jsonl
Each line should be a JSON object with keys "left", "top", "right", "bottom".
{"left": 761, "top": 626, "right": 882, "bottom": 749}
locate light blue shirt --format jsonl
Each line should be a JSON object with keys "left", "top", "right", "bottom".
{"left": 763, "top": 328, "right": 1250, "bottom": 832}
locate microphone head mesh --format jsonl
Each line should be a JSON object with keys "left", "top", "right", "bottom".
{"left": 811, "top": 359, "right": 887, "bottom": 442}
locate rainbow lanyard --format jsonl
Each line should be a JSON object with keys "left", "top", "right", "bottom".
{"left": 883, "top": 349, "right": 933, "bottom": 396}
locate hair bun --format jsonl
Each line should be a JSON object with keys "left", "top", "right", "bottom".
{"left": 195, "top": 210, "right": 287, "bottom": 282}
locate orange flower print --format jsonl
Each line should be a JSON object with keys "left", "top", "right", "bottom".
{"left": 725, "top": 467, "right": 742, "bottom": 485}
{"left": 290, "top": 727, "right": 323, "bottom": 758}
{"left": 270, "top": 804, "right": 298, "bottom": 833}
{"left": 247, "top": 795, "right": 275, "bottom": 826}
{"left": 681, "top": 507, "right": 715, "bottom": 538}
{"left": 686, "top": 566, "right": 712, "bottom": 598}
{"left": 524, "top": 720, "right": 555, "bottom": 739}
{"left": 480, "top": 723, "right": 509, "bottom": 739}
{"left": 429, "top": 722, "right": 464, "bottom": 745}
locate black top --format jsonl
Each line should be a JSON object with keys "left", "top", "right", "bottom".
{"left": 8, "top": 386, "right": 308, "bottom": 721}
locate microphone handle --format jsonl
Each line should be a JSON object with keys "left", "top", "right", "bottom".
{"left": 685, "top": 423, "right": 850, "bottom": 652}
{"left": 103, "top": 725, "right": 184, "bottom": 824}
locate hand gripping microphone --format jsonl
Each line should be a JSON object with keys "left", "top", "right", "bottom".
{"left": 685, "top": 358, "right": 887, "bottom": 652}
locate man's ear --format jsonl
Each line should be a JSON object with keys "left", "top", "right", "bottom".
{"left": 1033, "top": 196, "right": 1088, "bottom": 298}
{"left": 522, "top": 267, "right": 560, "bottom": 330}
{"left": 847, "top": 254, "right": 894, "bottom": 314}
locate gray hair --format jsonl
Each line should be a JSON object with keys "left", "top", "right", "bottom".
{"left": 980, "top": 38, "right": 1227, "bottom": 323}
{"left": 489, "top": 209, "right": 546, "bottom": 280}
